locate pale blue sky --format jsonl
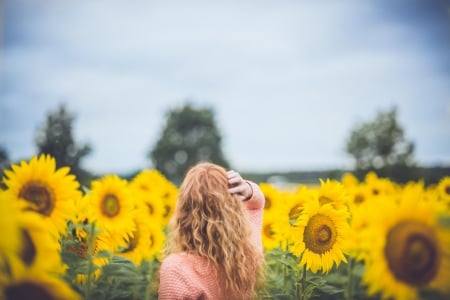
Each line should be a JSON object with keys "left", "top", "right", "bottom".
{"left": 1, "top": 0, "right": 449, "bottom": 174}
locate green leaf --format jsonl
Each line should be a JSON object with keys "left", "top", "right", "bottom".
{"left": 316, "top": 283, "right": 344, "bottom": 295}
{"left": 268, "top": 294, "right": 294, "bottom": 300}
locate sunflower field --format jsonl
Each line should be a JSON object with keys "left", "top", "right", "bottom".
{"left": 0, "top": 154, "right": 449, "bottom": 300}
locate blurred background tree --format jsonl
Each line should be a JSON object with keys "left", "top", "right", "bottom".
{"left": 346, "top": 107, "right": 416, "bottom": 182}
{"left": 0, "top": 146, "right": 10, "bottom": 172}
{"left": 35, "top": 103, "right": 93, "bottom": 186}
{"left": 149, "top": 103, "right": 230, "bottom": 184}
{"left": 0, "top": 146, "right": 10, "bottom": 188}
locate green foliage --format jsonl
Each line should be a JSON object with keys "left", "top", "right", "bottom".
{"left": 259, "top": 247, "right": 372, "bottom": 300}
{"left": 87, "top": 257, "right": 158, "bottom": 300}
{"left": 60, "top": 233, "right": 450, "bottom": 300}
{"left": 149, "top": 103, "right": 229, "bottom": 184}
{"left": 61, "top": 222, "right": 160, "bottom": 300}
{"left": 346, "top": 107, "right": 415, "bottom": 171}
{"left": 35, "top": 103, "right": 93, "bottom": 185}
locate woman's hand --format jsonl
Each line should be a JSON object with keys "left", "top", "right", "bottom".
{"left": 227, "top": 170, "right": 253, "bottom": 201}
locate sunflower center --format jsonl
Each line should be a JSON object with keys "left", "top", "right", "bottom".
{"left": 5, "top": 281, "right": 54, "bottom": 300}
{"left": 149, "top": 233, "right": 154, "bottom": 248}
{"left": 18, "top": 181, "right": 55, "bottom": 216}
{"left": 122, "top": 226, "right": 140, "bottom": 253}
{"left": 317, "top": 226, "right": 332, "bottom": 244}
{"left": 66, "top": 241, "right": 88, "bottom": 259}
{"left": 101, "top": 194, "right": 120, "bottom": 217}
{"left": 264, "top": 197, "right": 272, "bottom": 210}
{"left": 318, "top": 196, "right": 332, "bottom": 206}
{"left": 263, "top": 223, "right": 275, "bottom": 240}
{"left": 146, "top": 203, "right": 154, "bottom": 215}
{"left": 354, "top": 194, "right": 364, "bottom": 204}
{"left": 289, "top": 204, "right": 303, "bottom": 223}
{"left": 163, "top": 204, "right": 172, "bottom": 218}
{"left": 140, "top": 184, "right": 149, "bottom": 191}
{"left": 303, "top": 214, "right": 337, "bottom": 254}
{"left": 20, "top": 229, "right": 37, "bottom": 266}
{"left": 385, "top": 221, "right": 439, "bottom": 286}
{"left": 445, "top": 185, "right": 450, "bottom": 195}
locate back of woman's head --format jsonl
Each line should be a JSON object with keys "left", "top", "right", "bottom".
{"left": 166, "top": 162, "right": 261, "bottom": 299}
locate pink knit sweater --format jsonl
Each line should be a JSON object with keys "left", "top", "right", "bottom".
{"left": 158, "top": 181, "right": 265, "bottom": 300}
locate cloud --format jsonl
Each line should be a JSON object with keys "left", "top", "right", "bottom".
{"left": 1, "top": 0, "right": 449, "bottom": 174}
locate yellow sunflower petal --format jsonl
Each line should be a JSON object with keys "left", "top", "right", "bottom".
{"left": 362, "top": 193, "right": 450, "bottom": 300}
{"left": 0, "top": 267, "right": 81, "bottom": 300}
{"left": 293, "top": 197, "right": 350, "bottom": 273}
{"left": 86, "top": 175, "right": 137, "bottom": 249}
{"left": 2, "top": 154, "right": 81, "bottom": 236}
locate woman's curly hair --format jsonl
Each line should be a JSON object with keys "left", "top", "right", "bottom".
{"left": 164, "top": 162, "right": 263, "bottom": 299}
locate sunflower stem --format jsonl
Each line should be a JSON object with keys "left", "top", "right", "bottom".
{"left": 283, "top": 241, "right": 288, "bottom": 294}
{"left": 85, "top": 222, "right": 96, "bottom": 300}
{"left": 144, "top": 274, "right": 152, "bottom": 300}
{"left": 299, "top": 264, "right": 307, "bottom": 300}
{"left": 143, "top": 259, "right": 154, "bottom": 300}
{"left": 295, "top": 269, "right": 301, "bottom": 300}
{"left": 346, "top": 256, "right": 354, "bottom": 300}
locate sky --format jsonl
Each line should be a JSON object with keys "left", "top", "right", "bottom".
{"left": 0, "top": 0, "right": 449, "bottom": 175}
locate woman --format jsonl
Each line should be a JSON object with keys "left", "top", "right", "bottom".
{"left": 158, "top": 162, "right": 265, "bottom": 300}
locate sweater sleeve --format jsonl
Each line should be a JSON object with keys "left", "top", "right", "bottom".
{"left": 158, "top": 256, "right": 204, "bottom": 300}
{"left": 242, "top": 181, "right": 265, "bottom": 211}
{"left": 242, "top": 181, "right": 265, "bottom": 252}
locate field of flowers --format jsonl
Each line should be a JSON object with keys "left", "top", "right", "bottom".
{"left": 0, "top": 154, "right": 449, "bottom": 300}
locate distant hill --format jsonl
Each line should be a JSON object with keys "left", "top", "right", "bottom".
{"left": 242, "top": 165, "right": 450, "bottom": 186}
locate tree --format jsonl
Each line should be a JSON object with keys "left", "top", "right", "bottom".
{"left": 35, "top": 103, "right": 92, "bottom": 184}
{"left": 346, "top": 107, "right": 415, "bottom": 171}
{"left": 150, "top": 103, "right": 230, "bottom": 184}
{"left": 0, "top": 146, "right": 9, "bottom": 170}
{"left": 0, "top": 146, "right": 10, "bottom": 188}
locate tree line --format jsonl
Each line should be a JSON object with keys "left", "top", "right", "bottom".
{"left": 1, "top": 103, "right": 447, "bottom": 186}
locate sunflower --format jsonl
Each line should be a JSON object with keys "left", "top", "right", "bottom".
{"left": 272, "top": 186, "right": 313, "bottom": 246}
{"left": 0, "top": 266, "right": 82, "bottom": 300}
{"left": 345, "top": 183, "right": 372, "bottom": 211}
{"left": 159, "top": 183, "right": 178, "bottom": 225}
{"left": 115, "top": 205, "right": 165, "bottom": 261}
{"left": 130, "top": 169, "right": 178, "bottom": 225}
{"left": 0, "top": 191, "right": 20, "bottom": 260}
{"left": 146, "top": 221, "right": 166, "bottom": 260}
{"left": 261, "top": 213, "right": 283, "bottom": 250}
{"left": 291, "top": 197, "right": 350, "bottom": 273}
{"left": 85, "top": 175, "right": 136, "bottom": 249}
{"left": 63, "top": 221, "right": 114, "bottom": 286}
{"left": 259, "top": 182, "right": 286, "bottom": 218}
{"left": 116, "top": 204, "right": 154, "bottom": 265}
{"left": 2, "top": 154, "right": 81, "bottom": 236}
{"left": 436, "top": 176, "right": 450, "bottom": 205}
{"left": 347, "top": 203, "right": 372, "bottom": 261}
{"left": 130, "top": 169, "right": 172, "bottom": 195}
{"left": 11, "top": 211, "right": 66, "bottom": 275}
{"left": 400, "top": 180, "right": 427, "bottom": 204}
{"left": 364, "top": 171, "right": 397, "bottom": 197}
{"left": 341, "top": 172, "right": 359, "bottom": 187}
{"left": 361, "top": 194, "right": 450, "bottom": 300}
{"left": 316, "top": 179, "right": 350, "bottom": 210}
{"left": 131, "top": 187, "right": 165, "bottom": 224}
{"left": 66, "top": 219, "right": 116, "bottom": 256}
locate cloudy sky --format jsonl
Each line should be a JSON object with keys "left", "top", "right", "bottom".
{"left": 1, "top": 0, "right": 449, "bottom": 174}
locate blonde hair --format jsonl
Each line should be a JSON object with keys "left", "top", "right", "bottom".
{"left": 164, "top": 162, "right": 263, "bottom": 299}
